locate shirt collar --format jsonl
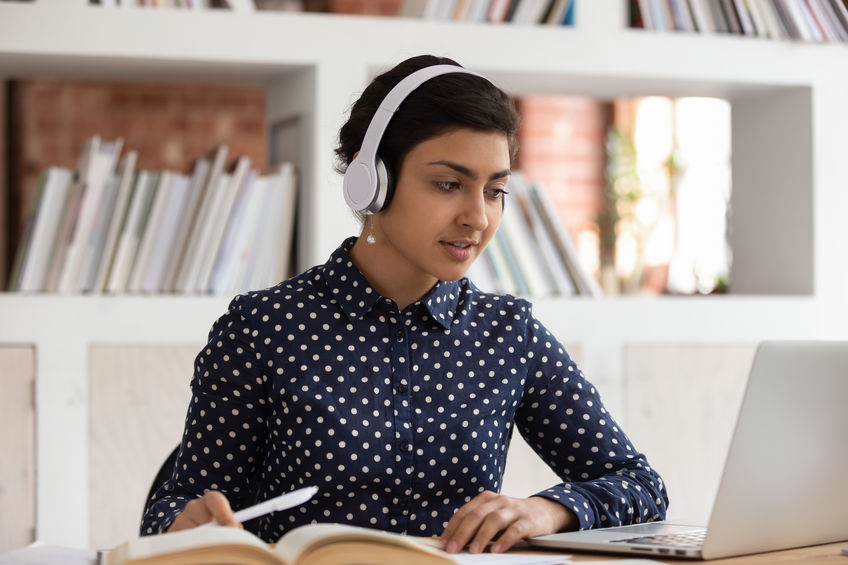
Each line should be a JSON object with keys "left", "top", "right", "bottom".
{"left": 317, "top": 237, "right": 461, "bottom": 330}
{"left": 422, "top": 280, "right": 461, "bottom": 330}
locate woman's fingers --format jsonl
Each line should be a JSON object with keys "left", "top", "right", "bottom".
{"left": 167, "top": 490, "right": 240, "bottom": 532}
{"left": 202, "top": 490, "right": 240, "bottom": 527}
{"left": 441, "top": 490, "right": 498, "bottom": 552}
{"left": 467, "top": 503, "right": 519, "bottom": 553}
{"left": 441, "top": 492, "right": 576, "bottom": 554}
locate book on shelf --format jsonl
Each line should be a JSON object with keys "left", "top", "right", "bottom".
{"left": 720, "top": 0, "right": 743, "bottom": 34}
{"left": 629, "top": 0, "right": 848, "bottom": 42}
{"left": 106, "top": 522, "right": 454, "bottom": 565}
{"left": 470, "top": 173, "right": 598, "bottom": 298}
{"left": 159, "top": 157, "right": 211, "bottom": 292}
{"left": 397, "top": 0, "right": 568, "bottom": 24}
{"left": 480, "top": 229, "right": 521, "bottom": 294}
{"left": 8, "top": 137, "right": 297, "bottom": 295}
{"left": 510, "top": 0, "right": 550, "bottom": 25}
{"left": 258, "top": 163, "right": 298, "bottom": 290}
{"left": 42, "top": 174, "right": 85, "bottom": 292}
{"left": 56, "top": 135, "right": 125, "bottom": 293}
{"left": 708, "top": 0, "right": 730, "bottom": 33}
{"left": 193, "top": 155, "right": 252, "bottom": 292}
{"left": 143, "top": 173, "right": 193, "bottom": 292}
{"left": 127, "top": 170, "right": 175, "bottom": 293}
{"left": 173, "top": 144, "right": 230, "bottom": 293}
{"left": 686, "top": 0, "right": 714, "bottom": 33}
{"left": 492, "top": 228, "right": 530, "bottom": 295}
{"left": 7, "top": 167, "right": 74, "bottom": 293}
{"left": 465, "top": 0, "right": 491, "bottom": 21}
{"left": 523, "top": 179, "right": 602, "bottom": 297}
{"left": 674, "top": 0, "right": 697, "bottom": 31}
{"left": 508, "top": 173, "right": 575, "bottom": 296}
{"left": 90, "top": 150, "right": 138, "bottom": 293}
{"left": 497, "top": 176, "right": 556, "bottom": 297}
{"left": 208, "top": 163, "right": 296, "bottom": 294}
{"left": 208, "top": 169, "right": 263, "bottom": 294}
{"left": 106, "top": 170, "right": 159, "bottom": 293}
{"left": 744, "top": 0, "right": 768, "bottom": 37}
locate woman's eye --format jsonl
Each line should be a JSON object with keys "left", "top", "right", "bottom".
{"left": 486, "top": 188, "right": 509, "bottom": 200}
{"left": 435, "top": 181, "right": 461, "bottom": 192}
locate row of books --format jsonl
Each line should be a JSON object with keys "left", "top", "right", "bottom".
{"left": 89, "top": 0, "right": 267, "bottom": 9}
{"left": 399, "top": 0, "right": 574, "bottom": 25}
{"left": 631, "top": 0, "right": 848, "bottom": 43}
{"left": 467, "top": 173, "right": 602, "bottom": 297}
{"left": 8, "top": 137, "right": 297, "bottom": 295}
{"left": 88, "top": 0, "right": 576, "bottom": 25}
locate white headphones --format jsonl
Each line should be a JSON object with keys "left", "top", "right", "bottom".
{"left": 342, "top": 64, "right": 484, "bottom": 215}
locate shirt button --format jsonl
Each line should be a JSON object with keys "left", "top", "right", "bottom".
{"left": 395, "top": 330, "right": 405, "bottom": 342}
{"left": 397, "top": 383, "right": 408, "bottom": 394}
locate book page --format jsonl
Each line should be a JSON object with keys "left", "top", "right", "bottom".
{"left": 108, "top": 526, "right": 272, "bottom": 565}
{"left": 452, "top": 553, "right": 571, "bottom": 565}
{"left": 273, "top": 523, "right": 448, "bottom": 565}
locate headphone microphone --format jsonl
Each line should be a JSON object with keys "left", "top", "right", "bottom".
{"left": 342, "top": 64, "right": 484, "bottom": 215}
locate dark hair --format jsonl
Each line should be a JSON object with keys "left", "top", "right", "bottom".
{"left": 334, "top": 55, "right": 519, "bottom": 216}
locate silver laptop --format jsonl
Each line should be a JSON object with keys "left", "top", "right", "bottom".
{"left": 528, "top": 341, "right": 848, "bottom": 560}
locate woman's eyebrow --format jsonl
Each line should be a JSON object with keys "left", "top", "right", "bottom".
{"left": 427, "top": 160, "right": 511, "bottom": 181}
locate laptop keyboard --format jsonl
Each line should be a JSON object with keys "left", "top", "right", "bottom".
{"left": 610, "top": 528, "right": 707, "bottom": 548}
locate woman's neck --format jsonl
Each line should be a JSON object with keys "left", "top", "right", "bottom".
{"left": 349, "top": 235, "right": 437, "bottom": 311}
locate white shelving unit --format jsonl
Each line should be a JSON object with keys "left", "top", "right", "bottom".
{"left": 2, "top": 0, "right": 848, "bottom": 549}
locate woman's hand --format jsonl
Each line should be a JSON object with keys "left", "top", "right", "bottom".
{"left": 167, "top": 491, "right": 242, "bottom": 532}
{"left": 440, "top": 491, "right": 576, "bottom": 554}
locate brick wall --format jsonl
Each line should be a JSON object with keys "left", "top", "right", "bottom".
{"left": 516, "top": 96, "right": 609, "bottom": 267}
{"left": 327, "top": 0, "right": 402, "bottom": 15}
{"left": 8, "top": 80, "right": 267, "bottom": 249}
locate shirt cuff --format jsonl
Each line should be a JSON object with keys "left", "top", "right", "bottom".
{"left": 532, "top": 486, "right": 595, "bottom": 531}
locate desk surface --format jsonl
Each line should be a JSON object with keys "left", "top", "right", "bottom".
{"left": 554, "top": 540, "right": 847, "bottom": 564}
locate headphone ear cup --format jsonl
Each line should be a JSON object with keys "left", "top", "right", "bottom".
{"left": 373, "top": 157, "right": 392, "bottom": 213}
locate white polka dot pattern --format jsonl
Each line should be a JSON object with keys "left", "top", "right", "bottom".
{"left": 141, "top": 237, "right": 668, "bottom": 540}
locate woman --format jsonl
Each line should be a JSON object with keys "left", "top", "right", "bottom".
{"left": 141, "top": 54, "right": 668, "bottom": 554}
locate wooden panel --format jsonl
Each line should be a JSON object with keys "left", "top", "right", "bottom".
{"left": 623, "top": 343, "right": 757, "bottom": 522}
{"left": 501, "top": 344, "right": 581, "bottom": 497}
{"left": 0, "top": 347, "right": 35, "bottom": 552}
{"left": 89, "top": 345, "right": 199, "bottom": 549}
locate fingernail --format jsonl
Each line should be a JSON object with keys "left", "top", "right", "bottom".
{"left": 469, "top": 542, "right": 481, "bottom": 554}
{"left": 491, "top": 544, "right": 502, "bottom": 553}
{"left": 446, "top": 541, "right": 458, "bottom": 553}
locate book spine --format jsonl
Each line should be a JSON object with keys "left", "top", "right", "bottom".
{"left": 91, "top": 151, "right": 139, "bottom": 293}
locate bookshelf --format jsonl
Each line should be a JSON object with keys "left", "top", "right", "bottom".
{"left": 1, "top": 0, "right": 848, "bottom": 549}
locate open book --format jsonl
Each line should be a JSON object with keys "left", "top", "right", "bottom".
{"left": 106, "top": 522, "right": 455, "bottom": 565}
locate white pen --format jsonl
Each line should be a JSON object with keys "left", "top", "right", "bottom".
{"left": 200, "top": 485, "right": 318, "bottom": 528}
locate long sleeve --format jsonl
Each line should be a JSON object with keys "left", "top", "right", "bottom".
{"left": 514, "top": 306, "right": 668, "bottom": 530}
{"left": 141, "top": 294, "right": 269, "bottom": 535}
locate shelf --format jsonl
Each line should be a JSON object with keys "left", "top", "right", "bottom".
{"left": 1, "top": 2, "right": 846, "bottom": 91}
{"left": 0, "top": 292, "right": 840, "bottom": 345}
{"left": 0, "top": 294, "right": 231, "bottom": 344}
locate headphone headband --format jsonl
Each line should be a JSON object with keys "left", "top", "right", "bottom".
{"left": 343, "top": 64, "right": 484, "bottom": 214}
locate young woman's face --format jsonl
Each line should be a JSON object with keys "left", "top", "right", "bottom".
{"left": 374, "top": 127, "right": 511, "bottom": 283}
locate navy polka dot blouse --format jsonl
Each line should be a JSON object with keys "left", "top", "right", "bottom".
{"left": 142, "top": 237, "right": 668, "bottom": 541}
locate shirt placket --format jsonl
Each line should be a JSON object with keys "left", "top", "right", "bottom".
{"left": 387, "top": 303, "right": 414, "bottom": 531}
